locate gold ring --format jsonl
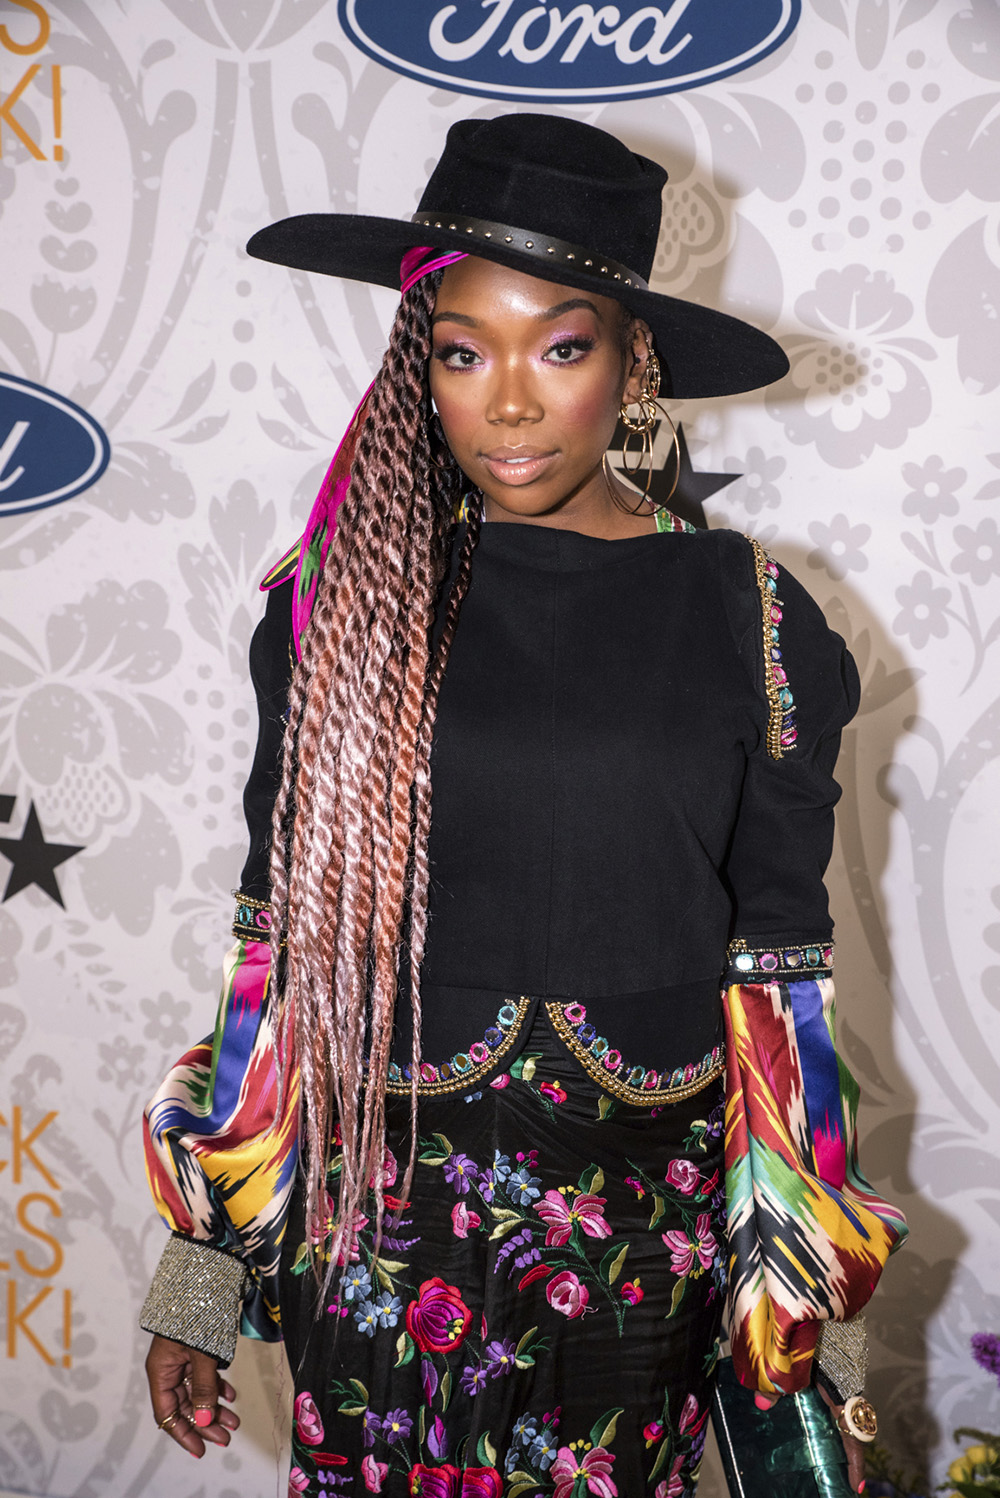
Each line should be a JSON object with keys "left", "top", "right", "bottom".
{"left": 157, "top": 1410, "right": 180, "bottom": 1432}
{"left": 837, "top": 1395, "right": 878, "bottom": 1443}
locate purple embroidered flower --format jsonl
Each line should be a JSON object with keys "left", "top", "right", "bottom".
{"left": 442, "top": 1151, "right": 477, "bottom": 1194}
{"left": 428, "top": 1414, "right": 449, "bottom": 1460}
{"left": 972, "top": 1331, "right": 1000, "bottom": 1386}
{"left": 362, "top": 1407, "right": 381, "bottom": 1448}
{"left": 484, "top": 1338, "right": 517, "bottom": 1378}
{"left": 461, "top": 1362, "right": 488, "bottom": 1395}
{"left": 381, "top": 1408, "right": 413, "bottom": 1444}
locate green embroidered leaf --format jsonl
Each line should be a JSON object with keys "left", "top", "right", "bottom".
{"left": 374, "top": 1262, "right": 394, "bottom": 1291}
{"left": 488, "top": 1217, "right": 524, "bottom": 1241}
{"left": 510, "top": 1052, "right": 542, "bottom": 1081}
{"left": 514, "top": 1326, "right": 538, "bottom": 1356}
{"left": 349, "top": 1378, "right": 369, "bottom": 1403}
{"left": 514, "top": 1355, "right": 535, "bottom": 1370}
{"left": 419, "top": 1405, "right": 427, "bottom": 1445}
{"left": 441, "top": 1369, "right": 451, "bottom": 1412}
{"left": 508, "top": 1473, "right": 538, "bottom": 1496}
{"left": 490, "top": 1207, "right": 520, "bottom": 1222}
{"left": 338, "top": 1402, "right": 366, "bottom": 1417}
{"left": 605, "top": 1244, "right": 628, "bottom": 1285}
{"left": 666, "top": 1277, "right": 686, "bottom": 1319}
{"left": 579, "top": 1163, "right": 605, "bottom": 1195}
{"left": 394, "top": 1331, "right": 415, "bottom": 1367}
{"left": 590, "top": 1406, "right": 624, "bottom": 1450}
{"left": 648, "top": 1194, "right": 667, "bottom": 1230}
{"left": 419, "top": 1150, "right": 451, "bottom": 1165}
{"left": 375, "top": 1257, "right": 408, "bottom": 1274}
{"left": 597, "top": 1095, "right": 618, "bottom": 1121}
{"left": 476, "top": 1431, "right": 497, "bottom": 1466}
{"left": 649, "top": 1435, "right": 671, "bottom": 1481}
{"left": 290, "top": 1241, "right": 309, "bottom": 1272}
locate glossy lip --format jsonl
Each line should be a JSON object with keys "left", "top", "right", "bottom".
{"left": 479, "top": 446, "right": 557, "bottom": 486}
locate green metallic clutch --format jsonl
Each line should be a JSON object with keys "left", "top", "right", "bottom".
{"left": 711, "top": 1358, "right": 854, "bottom": 1498}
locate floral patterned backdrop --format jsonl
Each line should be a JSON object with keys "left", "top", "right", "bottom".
{"left": 0, "top": 1, "right": 998, "bottom": 1495}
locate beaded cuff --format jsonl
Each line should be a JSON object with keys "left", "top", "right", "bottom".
{"left": 726, "top": 936, "right": 835, "bottom": 984}
{"left": 140, "top": 1234, "right": 249, "bottom": 1368}
{"left": 546, "top": 1002, "right": 725, "bottom": 1107}
{"left": 385, "top": 997, "right": 532, "bottom": 1096}
{"left": 749, "top": 538, "right": 798, "bottom": 760}
{"left": 815, "top": 1312, "right": 868, "bottom": 1402}
{"left": 232, "top": 892, "right": 273, "bottom": 943}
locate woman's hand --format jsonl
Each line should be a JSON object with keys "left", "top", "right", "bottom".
{"left": 145, "top": 1334, "right": 240, "bottom": 1458}
{"left": 753, "top": 1387, "right": 867, "bottom": 1494}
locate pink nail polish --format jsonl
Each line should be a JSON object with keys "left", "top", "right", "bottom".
{"left": 194, "top": 1409, "right": 213, "bottom": 1428}
{"left": 858, "top": 1484, "right": 866, "bottom": 1495}
{"left": 754, "top": 1393, "right": 771, "bottom": 1410}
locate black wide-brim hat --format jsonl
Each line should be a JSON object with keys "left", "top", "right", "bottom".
{"left": 247, "top": 114, "right": 788, "bottom": 400}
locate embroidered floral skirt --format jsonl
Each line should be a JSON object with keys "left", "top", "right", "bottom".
{"left": 279, "top": 1010, "right": 727, "bottom": 1498}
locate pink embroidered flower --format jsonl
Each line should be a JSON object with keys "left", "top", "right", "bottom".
{"left": 288, "top": 1469, "right": 310, "bottom": 1495}
{"left": 451, "top": 1201, "right": 482, "bottom": 1239}
{"left": 362, "top": 1455, "right": 389, "bottom": 1492}
{"left": 621, "top": 1279, "right": 644, "bottom": 1305}
{"left": 655, "top": 1454, "right": 686, "bottom": 1497}
{"left": 534, "top": 1189, "right": 611, "bottom": 1247}
{"left": 293, "top": 1391, "right": 324, "bottom": 1445}
{"left": 539, "top": 1080, "right": 567, "bottom": 1103}
{"left": 461, "top": 1468, "right": 503, "bottom": 1496}
{"left": 665, "top": 1158, "right": 700, "bottom": 1195}
{"left": 662, "top": 1213, "right": 717, "bottom": 1276}
{"left": 552, "top": 1443, "right": 617, "bottom": 1497}
{"left": 643, "top": 1419, "right": 663, "bottom": 1447}
{"left": 409, "top": 1463, "right": 461, "bottom": 1496}
{"left": 678, "top": 1392, "right": 707, "bottom": 1436}
{"left": 489, "top": 1072, "right": 510, "bottom": 1089}
{"left": 406, "top": 1278, "right": 473, "bottom": 1355}
{"left": 546, "top": 1269, "right": 590, "bottom": 1319}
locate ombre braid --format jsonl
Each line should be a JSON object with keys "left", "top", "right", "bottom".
{"left": 269, "top": 276, "right": 479, "bottom": 1283}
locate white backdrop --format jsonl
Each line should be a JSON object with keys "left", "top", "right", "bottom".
{"left": 1, "top": 2, "right": 998, "bottom": 1495}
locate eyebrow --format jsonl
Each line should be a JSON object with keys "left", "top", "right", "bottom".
{"left": 432, "top": 297, "right": 604, "bottom": 327}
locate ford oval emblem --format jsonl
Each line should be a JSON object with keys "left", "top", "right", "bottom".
{"left": 0, "top": 374, "right": 111, "bottom": 517}
{"left": 339, "top": 0, "right": 800, "bottom": 102}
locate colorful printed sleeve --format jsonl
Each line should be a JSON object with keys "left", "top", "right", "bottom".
{"left": 141, "top": 581, "right": 298, "bottom": 1365}
{"left": 719, "top": 541, "right": 907, "bottom": 1397}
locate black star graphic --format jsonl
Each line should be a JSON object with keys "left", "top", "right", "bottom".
{"left": 0, "top": 801, "right": 84, "bottom": 907}
{"left": 609, "top": 419, "right": 740, "bottom": 530}
{"left": 0, "top": 794, "right": 14, "bottom": 822}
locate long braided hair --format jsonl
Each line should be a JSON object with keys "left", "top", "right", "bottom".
{"left": 268, "top": 273, "right": 480, "bottom": 1282}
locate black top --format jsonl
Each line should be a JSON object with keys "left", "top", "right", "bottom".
{"left": 239, "top": 523, "right": 859, "bottom": 1074}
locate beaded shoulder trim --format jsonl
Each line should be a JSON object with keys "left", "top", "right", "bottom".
{"left": 748, "top": 537, "right": 798, "bottom": 760}
{"left": 726, "top": 936, "right": 835, "bottom": 983}
{"left": 385, "top": 997, "right": 532, "bottom": 1096}
{"left": 232, "top": 892, "right": 274, "bottom": 943}
{"left": 545, "top": 1002, "right": 724, "bottom": 1107}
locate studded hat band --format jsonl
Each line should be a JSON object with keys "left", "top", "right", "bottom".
{"left": 410, "top": 211, "right": 649, "bottom": 292}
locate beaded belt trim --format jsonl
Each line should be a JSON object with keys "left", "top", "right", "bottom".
{"left": 385, "top": 997, "right": 532, "bottom": 1097}
{"left": 749, "top": 538, "right": 798, "bottom": 760}
{"left": 727, "top": 937, "right": 835, "bottom": 982}
{"left": 232, "top": 892, "right": 274, "bottom": 943}
{"left": 545, "top": 1002, "right": 725, "bottom": 1107}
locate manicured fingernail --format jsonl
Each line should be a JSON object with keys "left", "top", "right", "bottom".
{"left": 753, "top": 1393, "right": 769, "bottom": 1409}
{"left": 858, "top": 1484, "right": 866, "bottom": 1494}
{"left": 194, "top": 1409, "right": 213, "bottom": 1428}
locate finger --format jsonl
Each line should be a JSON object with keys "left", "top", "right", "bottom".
{"left": 188, "top": 1347, "right": 221, "bottom": 1431}
{"left": 754, "top": 1391, "right": 779, "bottom": 1410}
{"left": 844, "top": 1433, "right": 866, "bottom": 1493}
{"left": 220, "top": 1378, "right": 237, "bottom": 1404}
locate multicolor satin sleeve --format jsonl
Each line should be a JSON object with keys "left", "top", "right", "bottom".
{"left": 722, "top": 973, "right": 907, "bottom": 1396}
{"left": 142, "top": 933, "right": 298, "bottom": 1344}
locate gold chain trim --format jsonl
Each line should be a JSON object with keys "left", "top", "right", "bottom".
{"left": 232, "top": 892, "right": 276, "bottom": 943}
{"left": 385, "top": 997, "right": 532, "bottom": 1097}
{"left": 544, "top": 1002, "right": 725, "bottom": 1107}
{"left": 748, "top": 537, "right": 797, "bottom": 761}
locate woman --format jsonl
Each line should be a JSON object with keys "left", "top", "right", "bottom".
{"left": 140, "top": 114, "right": 905, "bottom": 1496}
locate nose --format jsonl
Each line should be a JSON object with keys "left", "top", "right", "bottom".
{"left": 484, "top": 357, "right": 543, "bottom": 426}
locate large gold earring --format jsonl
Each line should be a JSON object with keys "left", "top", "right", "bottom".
{"left": 614, "top": 342, "right": 679, "bottom": 508}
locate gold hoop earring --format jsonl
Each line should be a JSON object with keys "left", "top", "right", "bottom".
{"left": 657, "top": 405, "right": 681, "bottom": 507}
{"left": 618, "top": 339, "right": 662, "bottom": 489}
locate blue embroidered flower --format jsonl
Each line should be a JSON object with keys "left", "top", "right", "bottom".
{"left": 512, "top": 1412, "right": 539, "bottom": 1444}
{"left": 507, "top": 1165, "right": 542, "bottom": 1205}
{"left": 353, "top": 1299, "right": 380, "bottom": 1337}
{"left": 372, "top": 1290, "right": 403, "bottom": 1329}
{"left": 484, "top": 1337, "right": 518, "bottom": 1378}
{"left": 492, "top": 1150, "right": 512, "bottom": 1182}
{"left": 342, "top": 1264, "right": 372, "bottom": 1302}
{"left": 443, "top": 1151, "right": 477, "bottom": 1194}
{"left": 460, "top": 1363, "right": 488, "bottom": 1396}
{"left": 529, "top": 1427, "right": 558, "bottom": 1470}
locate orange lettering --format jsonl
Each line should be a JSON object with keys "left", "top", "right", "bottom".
{"left": 0, "top": 1, "right": 50, "bottom": 56}
{"left": 12, "top": 1108, "right": 59, "bottom": 1190}
{"left": 16, "top": 1194, "right": 63, "bottom": 1278}
{"left": 5, "top": 1279, "right": 54, "bottom": 1362}
{"left": 0, "top": 65, "right": 45, "bottom": 159}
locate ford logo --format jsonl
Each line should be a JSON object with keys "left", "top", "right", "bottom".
{"left": 0, "top": 374, "right": 110, "bottom": 517}
{"left": 339, "top": 0, "right": 800, "bottom": 102}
